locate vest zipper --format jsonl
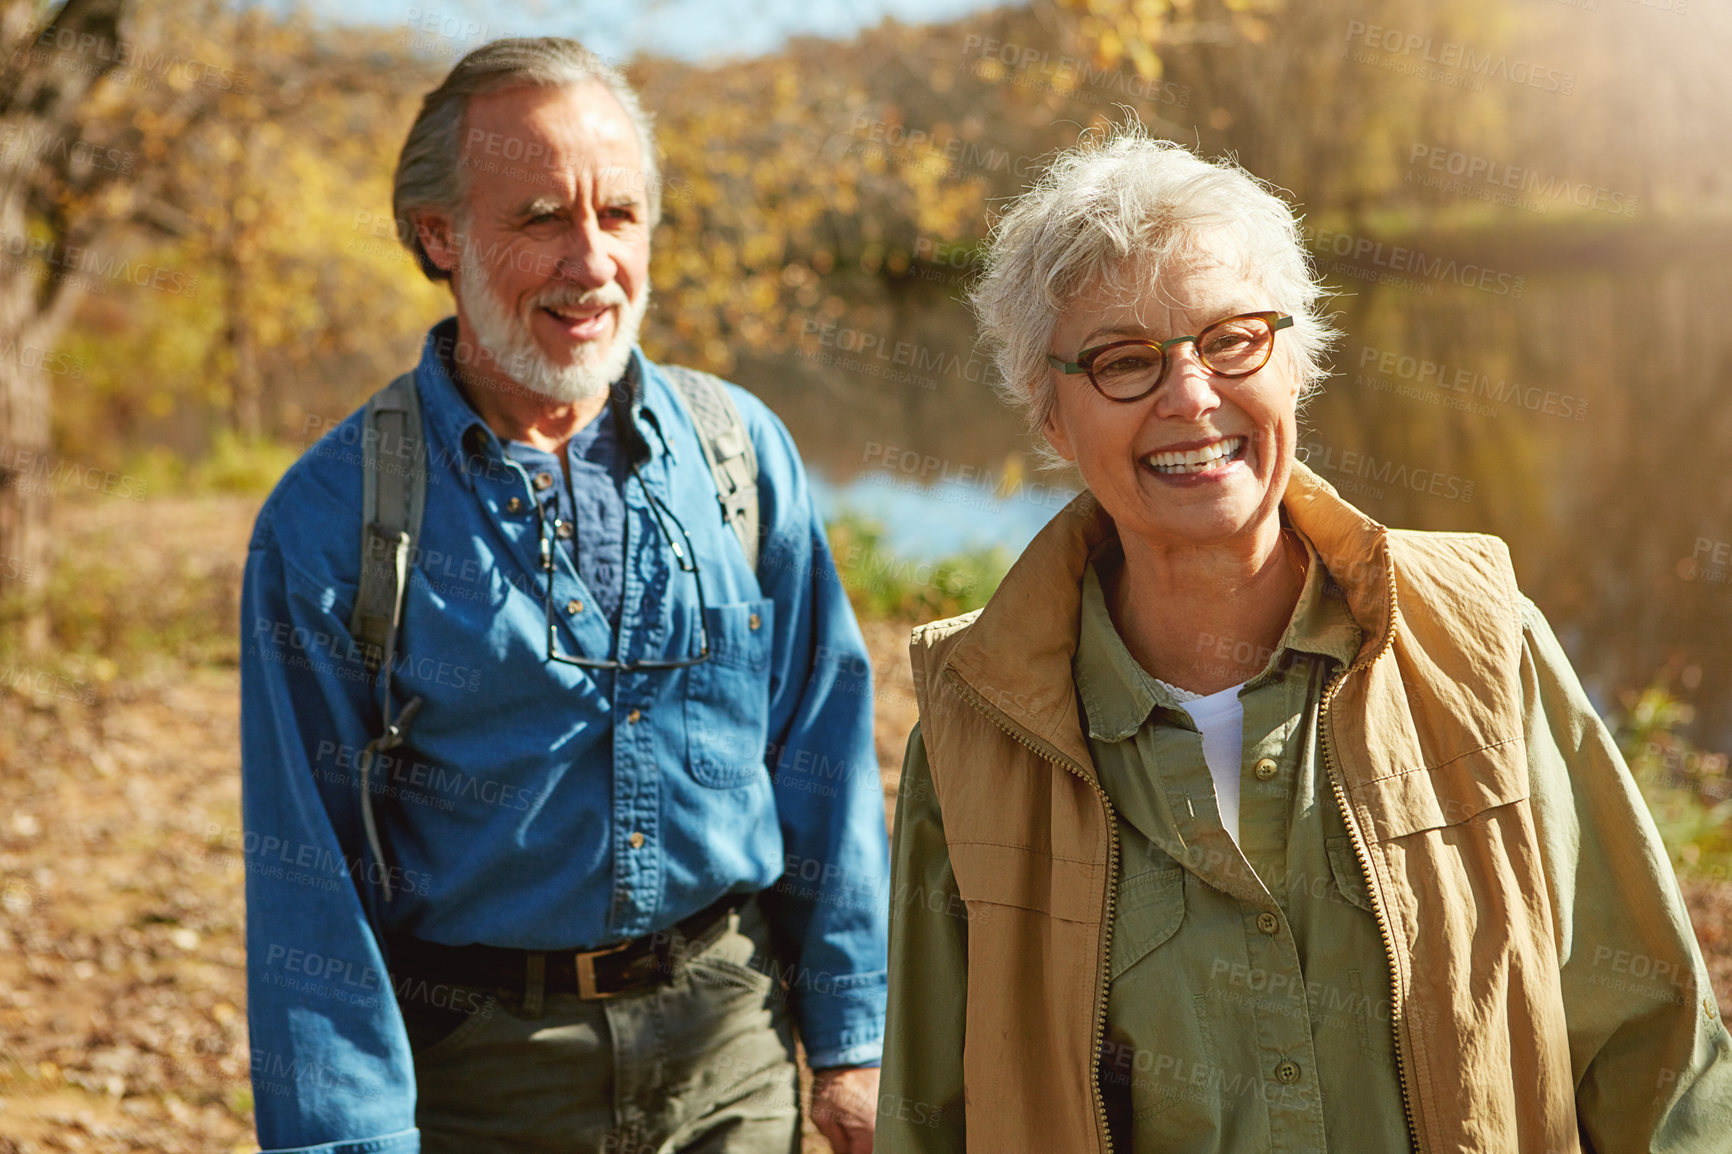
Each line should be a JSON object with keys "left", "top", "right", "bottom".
{"left": 944, "top": 668, "right": 1120, "bottom": 1154}
{"left": 1317, "top": 557, "right": 1421, "bottom": 1153}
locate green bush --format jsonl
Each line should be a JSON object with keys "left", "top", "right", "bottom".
{"left": 1616, "top": 686, "right": 1732, "bottom": 881}
{"left": 188, "top": 432, "right": 301, "bottom": 496}
{"left": 826, "top": 511, "right": 1011, "bottom": 622}
{"left": 0, "top": 544, "right": 241, "bottom": 672}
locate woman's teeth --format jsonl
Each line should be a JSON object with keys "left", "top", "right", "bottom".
{"left": 1144, "top": 437, "right": 1245, "bottom": 474}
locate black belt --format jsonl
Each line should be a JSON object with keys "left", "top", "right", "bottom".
{"left": 386, "top": 893, "right": 742, "bottom": 1001}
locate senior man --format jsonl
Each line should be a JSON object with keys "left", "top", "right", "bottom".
{"left": 240, "top": 38, "right": 886, "bottom": 1154}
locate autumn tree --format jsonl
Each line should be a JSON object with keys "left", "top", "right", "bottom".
{"left": 166, "top": 5, "right": 444, "bottom": 442}
{"left": 0, "top": 0, "right": 245, "bottom": 638}
{"left": 0, "top": 0, "right": 130, "bottom": 640}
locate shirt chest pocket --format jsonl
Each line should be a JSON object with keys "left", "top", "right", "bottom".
{"left": 683, "top": 599, "right": 775, "bottom": 788}
{"left": 1110, "top": 865, "right": 1186, "bottom": 981}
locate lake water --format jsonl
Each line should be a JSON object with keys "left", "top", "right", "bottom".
{"left": 810, "top": 466, "right": 1076, "bottom": 559}
{"left": 739, "top": 231, "right": 1732, "bottom": 749}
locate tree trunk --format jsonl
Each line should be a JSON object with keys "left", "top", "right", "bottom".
{"left": 0, "top": 139, "right": 51, "bottom": 646}
{"left": 223, "top": 9, "right": 261, "bottom": 440}
{"left": 0, "top": 282, "right": 52, "bottom": 649}
{"left": 224, "top": 235, "right": 262, "bottom": 439}
{"left": 0, "top": 0, "right": 131, "bottom": 639}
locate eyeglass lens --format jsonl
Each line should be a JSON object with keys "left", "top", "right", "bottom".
{"left": 1090, "top": 314, "right": 1278, "bottom": 399}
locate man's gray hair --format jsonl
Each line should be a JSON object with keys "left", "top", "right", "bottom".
{"left": 969, "top": 125, "right": 1337, "bottom": 438}
{"left": 392, "top": 37, "right": 660, "bottom": 283}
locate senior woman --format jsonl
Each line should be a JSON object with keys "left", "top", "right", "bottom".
{"left": 876, "top": 130, "right": 1732, "bottom": 1154}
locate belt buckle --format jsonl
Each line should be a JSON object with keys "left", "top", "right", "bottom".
{"left": 575, "top": 940, "right": 634, "bottom": 1001}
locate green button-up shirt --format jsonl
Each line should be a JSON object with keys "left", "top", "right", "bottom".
{"left": 1075, "top": 538, "right": 1409, "bottom": 1151}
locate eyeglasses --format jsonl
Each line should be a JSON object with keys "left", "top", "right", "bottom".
{"left": 1047, "top": 311, "right": 1294, "bottom": 402}
{"left": 539, "top": 462, "right": 710, "bottom": 671}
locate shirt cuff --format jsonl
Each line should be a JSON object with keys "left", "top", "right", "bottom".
{"left": 260, "top": 1128, "right": 419, "bottom": 1154}
{"left": 806, "top": 1041, "right": 885, "bottom": 1069}
{"left": 796, "top": 969, "right": 886, "bottom": 1070}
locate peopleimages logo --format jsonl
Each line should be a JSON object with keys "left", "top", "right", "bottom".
{"left": 0, "top": 338, "right": 85, "bottom": 379}
{"left": 959, "top": 34, "right": 1192, "bottom": 108}
{"left": 799, "top": 317, "right": 991, "bottom": 385}
{"left": 1407, "top": 144, "right": 1639, "bottom": 219}
{"left": 0, "top": 125, "right": 133, "bottom": 174}
{"left": 840, "top": 117, "right": 1051, "bottom": 182}
{"left": 0, "top": 445, "right": 148, "bottom": 500}
{"left": 1308, "top": 228, "right": 1525, "bottom": 298}
{"left": 0, "top": 230, "right": 197, "bottom": 297}
{"left": 1343, "top": 20, "right": 1575, "bottom": 94}
{"left": 1355, "top": 345, "right": 1589, "bottom": 422}
{"left": 1298, "top": 441, "right": 1475, "bottom": 504}
{"left": 32, "top": 27, "right": 244, "bottom": 91}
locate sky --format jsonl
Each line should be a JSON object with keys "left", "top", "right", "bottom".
{"left": 269, "top": 0, "right": 1005, "bottom": 62}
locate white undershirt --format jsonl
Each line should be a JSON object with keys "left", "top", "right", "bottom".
{"left": 1158, "top": 678, "right": 1248, "bottom": 846}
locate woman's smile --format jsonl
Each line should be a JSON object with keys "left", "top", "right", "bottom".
{"left": 1140, "top": 434, "right": 1248, "bottom": 479}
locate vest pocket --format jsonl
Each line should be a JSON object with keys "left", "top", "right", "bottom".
{"left": 946, "top": 840, "right": 1103, "bottom": 922}
{"left": 1357, "top": 739, "right": 1530, "bottom": 841}
{"left": 1109, "top": 866, "right": 1185, "bottom": 980}
{"left": 684, "top": 600, "right": 774, "bottom": 788}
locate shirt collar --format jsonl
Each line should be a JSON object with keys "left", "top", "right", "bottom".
{"left": 1272, "top": 532, "right": 1364, "bottom": 669}
{"left": 1073, "top": 561, "right": 1164, "bottom": 742}
{"left": 412, "top": 318, "right": 664, "bottom": 489}
{"left": 1071, "top": 532, "right": 1363, "bottom": 743}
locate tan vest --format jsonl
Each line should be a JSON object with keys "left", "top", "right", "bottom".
{"left": 910, "top": 463, "right": 1578, "bottom": 1154}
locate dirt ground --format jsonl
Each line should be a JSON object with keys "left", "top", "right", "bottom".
{"left": 0, "top": 493, "right": 1726, "bottom": 1151}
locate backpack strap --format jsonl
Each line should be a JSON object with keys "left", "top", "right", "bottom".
{"left": 350, "top": 372, "right": 426, "bottom": 676}
{"left": 347, "top": 371, "right": 427, "bottom": 904}
{"left": 660, "top": 364, "right": 760, "bottom": 572}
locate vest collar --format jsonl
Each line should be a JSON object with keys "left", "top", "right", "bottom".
{"left": 944, "top": 461, "right": 1397, "bottom": 779}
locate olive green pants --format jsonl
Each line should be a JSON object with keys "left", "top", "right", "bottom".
{"left": 403, "top": 900, "right": 801, "bottom": 1154}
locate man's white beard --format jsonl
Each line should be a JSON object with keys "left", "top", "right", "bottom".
{"left": 455, "top": 238, "right": 647, "bottom": 404}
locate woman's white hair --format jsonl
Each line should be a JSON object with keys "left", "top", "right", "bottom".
{"left": 969, "top": 124, "right": 1337, "bottom": 439}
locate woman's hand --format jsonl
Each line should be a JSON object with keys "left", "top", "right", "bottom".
{"left": 811, "top": 1064, "right": 879, "bottom": 1153}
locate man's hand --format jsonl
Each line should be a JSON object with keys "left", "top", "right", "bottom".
{"left": 811, "top": 1064, "right": 879, "bottom": 1154}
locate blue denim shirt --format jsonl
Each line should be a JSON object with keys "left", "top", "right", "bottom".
{"left": 240, "top": 322, "right": 890, "bottom": 1154}
{"left": 504, "top": 398, "right": 631, "bottom": 628}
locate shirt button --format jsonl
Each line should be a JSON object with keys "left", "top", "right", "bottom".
{"left": 1254, "top": 758, "right": 1278, "bottom": 781}
{"left": 748, "top": 613, "right": 761, "bottom": 630}
{"left": 627, "top": 708, "right": 642, "bottom": 724}
{"left": 1708, "top": 996, "right": 1720, "bottom": 1021}
{"left": 555, "top": 520, "right": 574, "bottom": 539}
{"left": 566, "top": 599, "right": 584, "bottom": 615}
{"left": 628, "top": 831, "right": 645, "bottom": 849}
{"left": 1274, "top": 1060, "right": 1301, "bottom": 1084}
{"left": 506, "top": 497, "right": 524, "bottom": 514}
{"left": 1257, "top": 912, "right": 1279, "bottom": 935}
{"left": 533, "top": 471, "right": 554, "bottom": 491}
